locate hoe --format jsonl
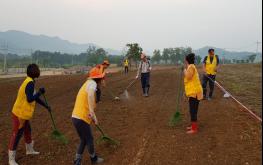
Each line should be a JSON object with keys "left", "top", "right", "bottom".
{"left": 43, "top": 94, "right": 69, "bottom": 144}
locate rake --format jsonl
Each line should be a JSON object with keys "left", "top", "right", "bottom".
{"left": 123, "top": 79, "right": 137, "bottom": 99}
{"left": 43, "top": 94, "right": 69, "bottom": 144}
{"left": 170, "top": 66, "right": 184, "bottom": 126}
{"left": 95, "top": 125, "right": 120, "bottom": 146}
{"left": 106, "top": 88, "right": 120, "bottom": 101}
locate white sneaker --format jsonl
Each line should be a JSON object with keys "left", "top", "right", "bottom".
{"left": 8, "top": 150, "right": 19, "bottom": 165}
{"left": 26, "top": 141, "right": 40, "bottom": 155}
{"left": 92, "top": 157, "right": 104, "bottom": 164}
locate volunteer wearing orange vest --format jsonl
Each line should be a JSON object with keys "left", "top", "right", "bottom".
{"left": 95, "top": 60, "right": 110, "bottom": 103}
{"left": 184, "top": 53, "right": 203, "bottom": 134}
{"left": 72, "top": 67, "right": 104, "bottom": 165}
{"left": 202, "top": 49, "right": 220, "bottom": 100}
{"left": 8, "top": 64, "right": 50, "bottom": 165}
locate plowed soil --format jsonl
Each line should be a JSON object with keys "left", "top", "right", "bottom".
{"left": 0, "top": 67, "right": 262, "bottom": 165}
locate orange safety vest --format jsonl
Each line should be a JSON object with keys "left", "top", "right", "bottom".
{"left": 12, "top": 77, "right": 36, "bottom": 120}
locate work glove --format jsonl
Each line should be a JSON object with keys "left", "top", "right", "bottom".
{"left": 38, "top": 88, "right": 46, "bottom": 95}
{"left": 89, "top": 112, "right": 98, "bottom": 125}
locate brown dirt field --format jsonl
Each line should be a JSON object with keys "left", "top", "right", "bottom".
{"left": 0, "top": 65, "right": 262, "bottom": 165}
{"left": 217, "top": 64, "right": 262, "bottom": 116}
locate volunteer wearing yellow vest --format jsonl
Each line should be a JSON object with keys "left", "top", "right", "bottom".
{"left": 184, "top": 53, "right": 203, "bottom": 134}
{"left": 8, "top": 64, "right": 50, "bottom": 165}
{"left": 72, "top": 67, "right": 104, "bottom": 165}
{"left": 202, "top": 49, "right": 220, "bottom": 100}
{"left": 124, "top": 59, "right": 129, "bottom": 75}
{"left": 94, "top": 60, "right": 110, "bottom": 103}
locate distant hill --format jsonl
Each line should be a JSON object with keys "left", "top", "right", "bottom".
{"left": 0, "top": 30, "right": 121, "bottom": 55}
{"left": 194, "top": 46, "right": 262, "bottom": 62}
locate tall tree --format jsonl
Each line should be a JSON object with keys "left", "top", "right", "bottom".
{"left": 86, "top": 47, "right": 108, "bottom": 66}
{"left": 162, "top": 48, "right": 170, "bottom": 64}
{"left": 152, "top": 49, "right": 162, "bottom": 64}
{"left": 126, "top": 43, "right": 143, "bottom": 61}
{"left": 195, "top": 55, "right": 202, "bottom": 64}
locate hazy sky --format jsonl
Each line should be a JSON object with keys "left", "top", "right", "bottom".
{"left": 0, "top": 0, "right": 262, "bottom": 52}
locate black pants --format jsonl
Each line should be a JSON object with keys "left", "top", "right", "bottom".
{"left": 189, "top": 97, "right": 200, "bottom": 122}
{"left": 202, "top": 74, "right": 216, "bottom": 98}
{"left": 124, "top": 66, "right": 129, "bottom": 74}
{"left": 72, "top": 118, "right": 95, "bottom": 157}
{"left": 96, "top": 88, "right": 101, "bottom": 103}
{"left": 141, "top": 73, "right": 150, "bottom": 94}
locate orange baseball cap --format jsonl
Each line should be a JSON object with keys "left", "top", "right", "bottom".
{"left": 89, "top": 67, "right": 105, "bottom": 79}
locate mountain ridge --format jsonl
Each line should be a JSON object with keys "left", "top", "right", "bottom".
{"left": 0, "top": 30, "right": 120, "bottom": 55}
{"left": 0, "top": 30, "right": 261, "bottom": 62}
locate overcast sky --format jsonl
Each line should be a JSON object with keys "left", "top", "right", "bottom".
{"left": 0, "top": 0, "right": 262, "bottom": 52}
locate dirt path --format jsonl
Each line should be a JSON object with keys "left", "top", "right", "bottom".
{"left": 0, "top": 68, "right": 262, "bottom": 165}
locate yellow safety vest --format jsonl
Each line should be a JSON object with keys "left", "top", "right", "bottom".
{"left": 72, "top": 80, "right": 96, "bottom": 124}
{"left": 184, "top": 64, "right": 203, "bottom": 98}
{"left": 124, "top": 60, "right": 129, "bottom": 67}
{"left": 205, "top": 55, "right": 218, "bottom": 75}
{"left": 12, "top": 77, "right": 36, "bottom": 120}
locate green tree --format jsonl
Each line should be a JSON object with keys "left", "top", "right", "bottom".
{"left": 162, "top": 48, "right": 170, "bottom": 64}
{"left": 196, "top": 55, "right": 202, "bottom": 64}
{"left": 126, "top": 43, "right": 143, "bottom": 61}
{"left": 152, "top": 49, "right": 162, "bottom": 64}
{"left": 86, "top": 47, "right": 108, "bottom": 66}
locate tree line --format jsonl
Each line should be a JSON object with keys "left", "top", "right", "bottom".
{"left": 0, "top": 44, "right": 259, "bottom": 70}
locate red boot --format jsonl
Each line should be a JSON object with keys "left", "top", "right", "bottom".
{"left": 187, "top": 122, "right": 198, "bottom": 134}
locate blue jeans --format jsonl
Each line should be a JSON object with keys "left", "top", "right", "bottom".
{"left": 141, "top": 72, "right": 150, "bottom": 94}
{"left": 96, "top": 88, "right": 101, "bottom": 103}
{"left": 202, "top": 74, "right": 216, "bottom": 98}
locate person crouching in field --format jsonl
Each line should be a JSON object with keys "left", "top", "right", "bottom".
{"left": 8, "top": 64, "right": 50, "bottom": 165}
{"left": 184, "top": 53, "right": 203, "bottom": 134}
{"left": 72, "top": 67, "right": 104, "bottom": 165}
{"left": 136, "top": 53, "right": 152, "bottom": 97}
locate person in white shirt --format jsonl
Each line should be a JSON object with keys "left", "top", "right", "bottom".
{"left": 136, "top": 53, "right": 152, "bottom": 97}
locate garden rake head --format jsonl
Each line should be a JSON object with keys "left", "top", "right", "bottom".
{"left": 51, "top": 129, "right": 69, "bottom": 145}
{"left": 43, "top": 94, "right": 69, "bottom": 145}
{"left": 122, "top": 79, "right": 137, "bottom": 99}
{"left": 169, "top": 111, "right": 182, "bottom": 126}
{"left": 95, "top": 125, "right": 120, "bottom": 146}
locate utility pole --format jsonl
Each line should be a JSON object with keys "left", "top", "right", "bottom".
{"left": 30, "top": 49, "right": 33, "bottom": 64}
{"left": 0, "top": 42, "right": 8, "bottom": 73}
{"left": 4, "top": 46, "right": 7, "bottom": 73}
{"left": 256, "top": 41, "right": 262, "bottom": 54}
